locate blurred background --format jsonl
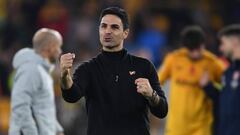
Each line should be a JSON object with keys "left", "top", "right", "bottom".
{"left": 0, "top": 0, "right": 240, "bottom": 135}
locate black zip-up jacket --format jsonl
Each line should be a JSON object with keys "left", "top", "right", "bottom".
{"left": 203, "top": 60, "right": 240, "bottom": 135}
{"left": 62, "top": 49, "right": 168, "bottom": 135}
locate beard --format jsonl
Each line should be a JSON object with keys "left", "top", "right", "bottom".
{"left": 222, "top": 51, "right": 232, "bottom": 59}
{"left": 105, "top": 45, "right": 118, "bottom": 49}
{"left": 49, "top": 55, "right": 58, "bottom": 64}
{"left": 102, "top": 42, "right": 120, "bottom": 49}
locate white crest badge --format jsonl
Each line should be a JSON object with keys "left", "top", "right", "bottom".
{"left": 231, "top": 71, "right": 240, "bottom": 90}
{"left": 129, "top": 71, "right": 136, "bottom": 75}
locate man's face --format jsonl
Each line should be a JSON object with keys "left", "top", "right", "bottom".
{"left": 188, "top": 45, "right": 204, "bottom": 60}
{"left": 48, "top": 39, "right": 62, "bottom": 64}
{"left": 219, "top": 36, "right": 235, "bottom": 58}
{"left": 99, "top": 14, "right": 129, "bottom": 51}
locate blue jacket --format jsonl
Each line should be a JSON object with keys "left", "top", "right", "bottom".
{"left": 204, "top": 60, "right": 240, "bottom": 135}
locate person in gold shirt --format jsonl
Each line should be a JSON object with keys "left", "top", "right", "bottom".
{"left": 158, "top": 26, "right": 224, "bottom": 135}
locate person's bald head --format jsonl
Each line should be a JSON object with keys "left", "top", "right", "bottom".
{"left": 33, "top": 28, "right": 63, "bottom": 63}
{"left": 33, "top": 28, "right": 62, "bottom": 51}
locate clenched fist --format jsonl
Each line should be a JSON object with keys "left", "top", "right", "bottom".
{"left": 60, "top": 53, "right": 75, "bottom": 77}
{"left": 135, "top": 78, "right": 153, "bottom": 97}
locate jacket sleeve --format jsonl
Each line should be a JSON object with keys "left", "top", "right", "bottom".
{"left": 158, "top": 54, "right": 172, "bottom": 85}
{"left": 55, "top": 119, "right": 64, "bottom": 134}
{"left": 203, "top": 59, "right": 224, "bottom": 101}
{"left": 62, "top": 63, "right": 90, "bottom": 103}
{"left": 147, "top": 61, "right": 168, "bottom": 118}
{"left": 9, "top": 68, "right": 41, "bottom": 135}
{"left": 203, "top": 82, "right": 222, "bottom": 102}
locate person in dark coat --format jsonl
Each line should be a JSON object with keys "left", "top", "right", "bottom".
{"left": 200, "top": 24, "right": 240, "bottom": 135}
{"left": 60, "top": 7, "right": 168, "bottom": 135}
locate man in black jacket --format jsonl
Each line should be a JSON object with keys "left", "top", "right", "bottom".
{"left": 60, "top": 7, "right": 168, "bottom": 135}
{"left": 200, "top": 24, "right": 240, "bottom": 135}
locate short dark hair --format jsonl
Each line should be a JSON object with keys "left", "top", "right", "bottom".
{"left": 218, "top": 24, "right": 240, "bottom": 38}
{"left": 99, "top": 7, "right": 129, "bottom": 30}
{"left": 180, "top": 26, "right": 206, "bottom": 50}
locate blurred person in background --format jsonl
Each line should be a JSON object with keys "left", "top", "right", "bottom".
{"left": 136, "top": 13, "right": 169, "bottom": 68}
{"left": 200, "top": 24, "right": 240, "bottom": 135}
{"left": 37, "top": 0, "right": 69, "bottom": 38}
{"left": 60, "top": 7, "right": 168, "bottom": 135}
{"left": 9, "top": 28, "right": 64, "bottom": 135}
{"left": 158, "top": 26, "right": 224, "bottom": 135}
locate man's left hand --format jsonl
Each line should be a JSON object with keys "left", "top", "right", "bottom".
{"left": 135, "top": 78, "right": 153, "bottom": 98}
{"left": 199, "top": 71, "right": 210, "bottom": 87}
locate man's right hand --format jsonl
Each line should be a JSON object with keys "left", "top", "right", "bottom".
{"left": 60, "top": 53, "right": 75, "bottom": 89}
{"left": 60, "top": 53, "right": 75, "bottom": 77}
